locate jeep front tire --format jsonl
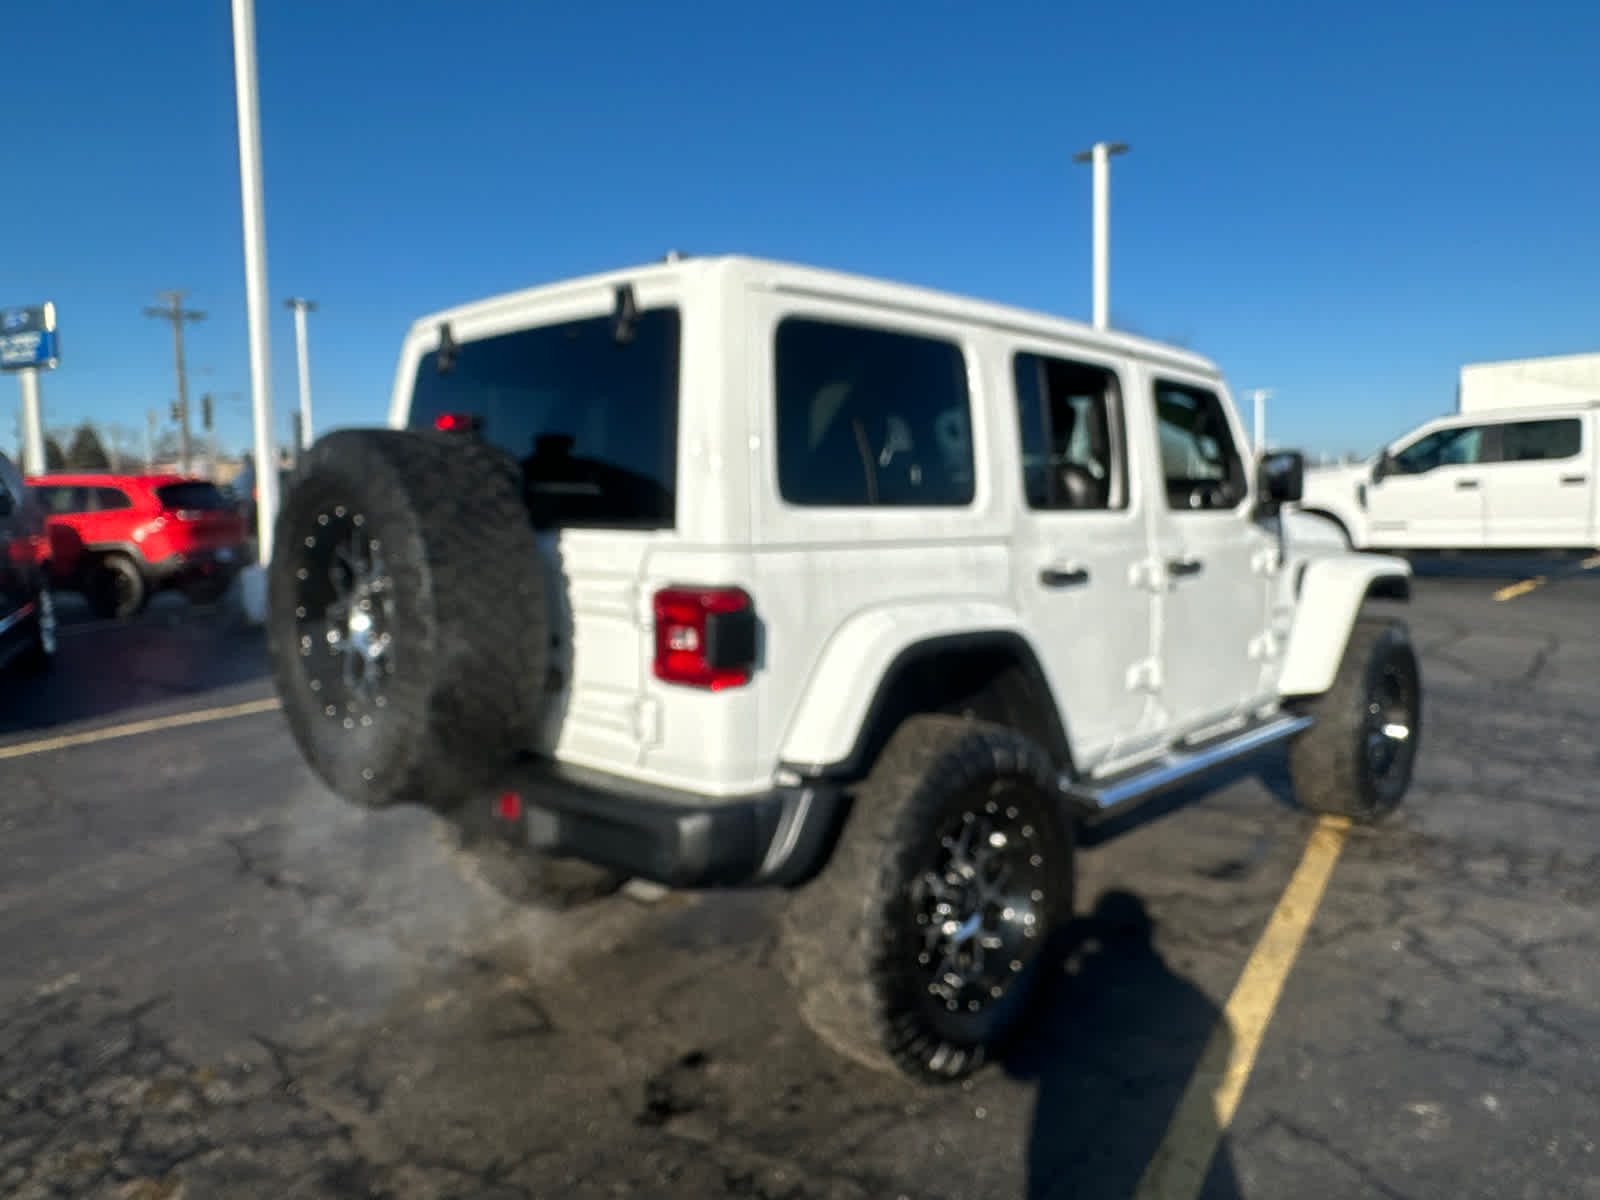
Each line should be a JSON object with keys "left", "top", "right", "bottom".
{"left": 778, "top": 714, "right": 1074, "bottom": 1083}
{"left": 1287, "top": 617, "right": 1422, "bottom": 822}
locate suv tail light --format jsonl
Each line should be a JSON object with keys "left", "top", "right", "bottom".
{"left": 434, "top": 412, "right": 482, "bottom": 433}
{"left": 652, "top": 587, "right": 757, "bottom": 690}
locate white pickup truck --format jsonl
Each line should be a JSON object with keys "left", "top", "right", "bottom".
{"left": 1296, "top": 402, "right": 1599, "bottom": 552}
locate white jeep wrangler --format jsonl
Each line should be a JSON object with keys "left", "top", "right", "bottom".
{"left": 265, "top": 254, "right": 1422, "bottom": 1084}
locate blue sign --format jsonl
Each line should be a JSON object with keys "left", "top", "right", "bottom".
{"left": 0, "top": 303, "right": 59, "bottom": 370}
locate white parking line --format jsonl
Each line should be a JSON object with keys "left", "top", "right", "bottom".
{"left": 0, "top": 697, "right": 282, "bottom": 761}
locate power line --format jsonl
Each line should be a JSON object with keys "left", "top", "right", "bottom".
{"left": 143, "top": 290, "right": 206, "bottom": 473}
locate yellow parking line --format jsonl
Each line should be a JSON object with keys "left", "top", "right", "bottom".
{"left": 1493, "top": 576, "right": 1546, "bottom": 602}
{"left": 0, "top": 697, "right": 282, "bottom": 761}
{"left": 1583, "top": 553, "right": 1600, "bottom": 570}
{"left": 1134, "top": 814, "right": 1351, "bottom": 1200}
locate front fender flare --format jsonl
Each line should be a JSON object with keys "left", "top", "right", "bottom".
{"left": 1277, "top": 553, "right": 1412, "bottom": 698}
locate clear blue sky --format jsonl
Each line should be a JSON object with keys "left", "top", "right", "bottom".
{"left": 4, "top": 0, "right": 1597, "bottom": 463}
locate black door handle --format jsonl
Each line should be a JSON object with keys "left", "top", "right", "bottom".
{"left": 1561, "top": 474, "right": 1588, "bottom": 485}
{"left": 1455, "top": 479, "right": 1479, "bottom": 490}
{"left": 1167, "top": 557, "right": 1203, "bottom": 577}
{"left": 1039, "top": 567, "right": 1090, "bottom": 588}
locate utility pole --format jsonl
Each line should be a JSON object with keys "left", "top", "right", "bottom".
{"left": 145, "top": 408, "right": 157, "bottom": 469}
{"left": 1070, "top": 141, "right": 1129, "bottom": 330}
{"left": 143, "top": 291, "right": 206, "bottom": 473}
{"left": 284, "top": 297, "right": 316, "bottom": 450}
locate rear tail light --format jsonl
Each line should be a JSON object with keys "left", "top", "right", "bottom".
{"left": 652, "top": 587, "right": 757, "bottom": 690}
{"left": 434, "top": 412, "right": 482, "bottom": 433}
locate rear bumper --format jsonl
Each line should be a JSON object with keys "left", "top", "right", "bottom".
{"left": 443, "top": 758, "right": 848, "bottom": 891}
{"left": 148, "top": 545, "right": 244, "bottom": 583}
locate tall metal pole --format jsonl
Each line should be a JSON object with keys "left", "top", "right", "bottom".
{"left": 1071, "top": 141, "right": 1129, "bottom": 331}
{"left": 285, "top": 297, "right": 316, "bottom": 450}
{"left": 143, "top": 291, "right": 206, "bottom": 474}
{"left": 145, "top": 408, "right": 157, "bottom": 470}
{"left": 232, "top": 0, "right": 278, "bottom": 566}
{"left": 17, "top": 368, "right": 44, "bottom": 474}
{"left": 1252, "top": 389, "right": 1272, "bottom": 455}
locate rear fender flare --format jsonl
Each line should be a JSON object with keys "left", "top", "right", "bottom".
{"left": 776, "top": 601, "right": 1072, "bottom": 779}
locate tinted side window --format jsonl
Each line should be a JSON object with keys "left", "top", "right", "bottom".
{"left": 1152, "top": 381, "right": 1247, "bottom": 510}
{"left": 1013, "top": 353, "right": 1125, "bottom": 510}
{"left": 38, "top": 485, "right": 89, "bottom": 515}
{"left": 775, "top": 317, "right": 973, "bottom": 507}
{"left": 407, "top": 308, "right": 681, "bottom": 529}
{"left": 1392, "top": 425, "right": 1485, "bottom": 474}
{"left": 95, "top": 487, "right": 133, "bottom": 511}
{"left": 1495, "top": 418, "right": 1581, "bottom": 462}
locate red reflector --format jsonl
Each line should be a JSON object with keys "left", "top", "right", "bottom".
{"left": 496, "top": 791, "right": 523, "bottom": 821}
{"left": 434, "top": 412, "right": 480, "bottom": 433}
{"left": 652, "top": 586, "right": 754, "bottom": 691}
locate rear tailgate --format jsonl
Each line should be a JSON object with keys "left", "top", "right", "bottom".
{"left": 153, "top": 482, "right": 247, "bottom": 552}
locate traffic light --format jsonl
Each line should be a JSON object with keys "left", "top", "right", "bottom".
{"left": 201, "top": 394, "right": 213, "bottom": 431}
{"left": 170, "top": 401, "right": 181, "bottom": 422}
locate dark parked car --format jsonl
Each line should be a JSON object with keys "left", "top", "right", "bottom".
{"left": 0, "top": 450, "right": 56, "bottom": 674}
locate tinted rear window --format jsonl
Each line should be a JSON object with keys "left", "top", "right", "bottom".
{"left": 408, "top": 308, "right": 681, "bottom": 529}
{"left": 156, "top": 482, "right": 231, "bottom": 511}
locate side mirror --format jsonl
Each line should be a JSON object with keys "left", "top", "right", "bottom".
{"left": 1372, "top": 449, "right": 1392, "bottom": 483}
{"left": 1256, "top": 449, "right": 1304, "bottom": 511}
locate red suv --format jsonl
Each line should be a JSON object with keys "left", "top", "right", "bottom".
{"left": 27, "top": 473, "right": 247, "bottom": 619}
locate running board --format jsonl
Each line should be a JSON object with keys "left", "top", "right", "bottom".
{"left": 1062, "top": 712, "right": 1314, "bottom": 813}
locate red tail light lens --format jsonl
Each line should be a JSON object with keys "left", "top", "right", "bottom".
{"left": 652, "top": 587, "right": 757, "bottom": 690}
{"left": 434, "top": 412, "right": 482, "bottom": 433}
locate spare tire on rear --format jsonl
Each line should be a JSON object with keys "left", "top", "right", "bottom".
{"left": 266, "top": 428, "right": 551, "bottom": 811}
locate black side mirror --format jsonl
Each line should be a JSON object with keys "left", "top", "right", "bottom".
{"left": 1255, "top": 450, "right": 1304, "bottom": 515}
{"left": 1371, "top": 449, "right": 1392, "bottom": 483}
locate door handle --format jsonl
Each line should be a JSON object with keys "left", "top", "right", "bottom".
{"left": 1561, "top": 474, "right": 1588, "bottom": 486}
{"left": 1039, "top": 566, "right": 1090, "bottom": 588}
{"left": 1167, "top": 557, "right": 1203, "bottom": 578}
{"left": 1455, "top": 479, "right": 1480, "bottom": 490}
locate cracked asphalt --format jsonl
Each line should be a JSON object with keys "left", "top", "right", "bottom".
{"left": 2, "top": 567, "right": 1598, "bottom": 1199}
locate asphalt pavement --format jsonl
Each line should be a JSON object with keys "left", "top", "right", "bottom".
{"left": 1, "top": 564, "right": 1597, "bottom": 1199}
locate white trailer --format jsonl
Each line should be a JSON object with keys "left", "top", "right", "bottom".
{"left": 1459, "top": 352, "right": 1600, "bottom": 413}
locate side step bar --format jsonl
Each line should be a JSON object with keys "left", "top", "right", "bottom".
{"left": 1062, "top": 712, "right": 1314, "bottom": 813}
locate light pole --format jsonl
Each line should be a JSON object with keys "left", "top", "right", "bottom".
{"left": 1250, "top": 388, "right": 1272, "bottom": 455}
{"left": 284, "top": 297, "right": 316, "bottom": 452}
{"left": 1070, "top": 140, "right": 1129, "bottom": 331}
{"left": 232, "top": 0, "right": 278, "bottom": 624}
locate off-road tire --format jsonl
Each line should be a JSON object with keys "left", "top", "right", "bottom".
{"left": 1287, "top": 617, "right": 1422, "bottom": 822}
{"left": 778, "top": 714, "right": 1075, "bottom": 1084}
{"left": 432, "top": 817, "right": 629, "bottom": 910}
{"left": 266, "top": 428, "right": 551, "bottom": 812}
{"left": 88, "top": 553, "right": 147, "bottom": 620}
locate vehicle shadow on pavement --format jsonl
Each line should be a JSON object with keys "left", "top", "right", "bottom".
{"left": 0, "top": 608, "right": 270, "bottom": 737}
{"left": 1002, "top": 889, "right": 1241, "bottom": 1200}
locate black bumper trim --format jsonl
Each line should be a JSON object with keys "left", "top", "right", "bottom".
{"left": 445, "top": 757, "right": 848, "bottom": 891}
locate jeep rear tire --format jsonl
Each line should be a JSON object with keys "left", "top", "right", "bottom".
{"left": 1287, "top": 617, "right": 1422, "bottom": 822}
{"left": 266, "top": 429, "right": 552, "bottom": 811}
{"left": 778, "top": 714, "right": 1074, "bottom": 1083}
{"left": 88, "top": 553, "right": 146, "bottom": 621}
